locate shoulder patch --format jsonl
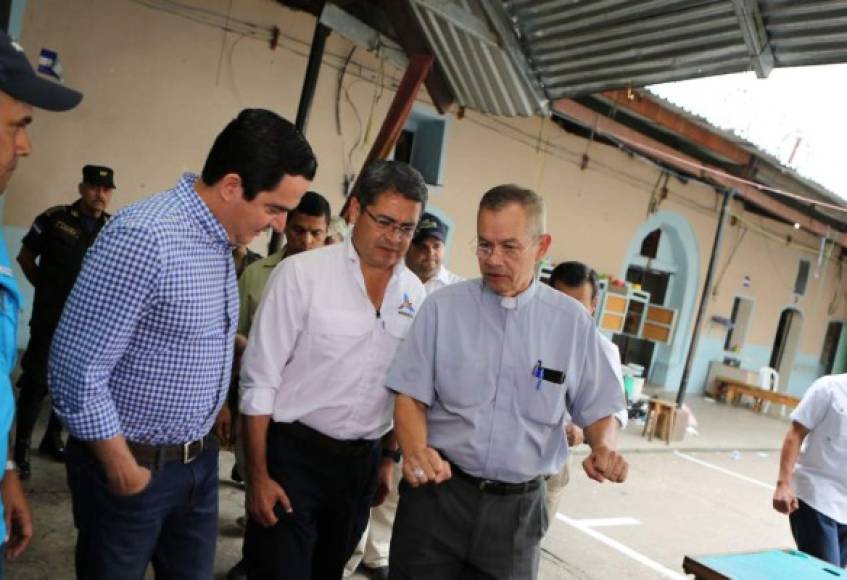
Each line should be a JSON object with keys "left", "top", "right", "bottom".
{"left": 44, "top": 204, "right": 69, "bottom": 217}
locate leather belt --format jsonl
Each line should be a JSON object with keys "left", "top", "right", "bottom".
{"left": 447, "top": 457, "right": 542, "bottom": 496}
{"left": 126, "top": 436, "right": 210, "bottom": 466}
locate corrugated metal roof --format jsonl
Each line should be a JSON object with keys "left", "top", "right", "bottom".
{"left": 500, "top": 0, "right": 847, "bottom": 100}
{"left": 762, "top": 0, "right": 847, "bottom": 68}
{"left": 407, "top": 0, "right": 547, "bottom": 116}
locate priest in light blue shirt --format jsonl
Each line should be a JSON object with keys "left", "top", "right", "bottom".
{"left": 388, "top": 184, "right": 628, "bottom": 580}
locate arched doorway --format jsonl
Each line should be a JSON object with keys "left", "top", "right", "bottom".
{"left": 619, "top": 211, "right": 700, "bottom": 391}
{"left": 770, "top": 307, "right": 804, "bottom": 390}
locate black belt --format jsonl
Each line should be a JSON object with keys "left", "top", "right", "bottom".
{"left": 448, "top": 458, "right": 542, "bottom": 496}
{"left": 126, "top": 436, "right": 211, "bottom": 466}
{"left": 272, "top": 421, "right": 378, "bottom": 458}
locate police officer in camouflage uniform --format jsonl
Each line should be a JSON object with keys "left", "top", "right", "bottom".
{"left": 13, "top": 165, "right": 114, "bottom": 479}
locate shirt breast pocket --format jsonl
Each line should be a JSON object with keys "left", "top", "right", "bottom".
{"left": 519, "top": 379, "right": 566, "bottom": 426}
{"left": 822, "top": 401, "right": 847, "bottom": 447}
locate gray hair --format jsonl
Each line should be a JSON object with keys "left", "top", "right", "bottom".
{"left": 478, "top": 184, "right": 546, "bottom": 236}
{"left": 355, "top": 160, "right": 428, "bottom": 210}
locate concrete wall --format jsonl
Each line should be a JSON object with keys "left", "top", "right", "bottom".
{"left": 5, "top": 0, "right": 846, "bottom": 395}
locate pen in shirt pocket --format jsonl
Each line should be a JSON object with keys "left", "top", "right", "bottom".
{"left": 533, "top": 360, "right": 543, "bottom": 390}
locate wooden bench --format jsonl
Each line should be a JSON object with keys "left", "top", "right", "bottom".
{"left": 714, "top": 377, "right": 800, "bottom": 413}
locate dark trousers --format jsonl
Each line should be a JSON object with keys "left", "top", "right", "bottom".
{"left": 15, "top": 361, "right": 62, "bottom": 447}
{"left": 65, "top": 438, "right": 219, "bottom": 580}
{"left": 790, "top": 499, "right": 847, "bottom": 567}
{"left": 389, "top": 476, "right": 548, "bottom": 580}
{"left": 244, "top": 423, "right": 380, "bottom": 580}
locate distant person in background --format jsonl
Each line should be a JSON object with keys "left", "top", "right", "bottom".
{"left": 773, "top": 373, "right": 847, "bottom": 567}
{"left": 546, "top": 261, "right": 628, "bottom": 518}
{"left": 15, "top": 164, "right": 114, "bottom": 479}
{"left": 403, "top": 212, "right": 463, "bottom": 294}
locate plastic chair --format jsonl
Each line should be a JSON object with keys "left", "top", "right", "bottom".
{"left": 759, "top": 367, "right": 783, "bottom": 416}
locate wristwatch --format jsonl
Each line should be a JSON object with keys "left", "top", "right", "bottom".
{"left": 381, "top": 447, "right": 402, "bottom": 463}
{"left": 5, "top": 460, "right": 15, "bottom": 471}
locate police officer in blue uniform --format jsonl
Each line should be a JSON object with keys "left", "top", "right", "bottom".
{"left": 14, "top": 165, "right": 114, "bottom": 479}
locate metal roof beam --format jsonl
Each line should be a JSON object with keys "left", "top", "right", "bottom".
{"left": 732, "top": 0, "right": 774, "bottom": 77}
{"left": 477, "top": 0, "right": 547, "bottom": 112}
{"left": 318, "top": 4, "right": 408, "bottom": 71}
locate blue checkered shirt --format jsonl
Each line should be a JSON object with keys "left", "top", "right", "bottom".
{"left": 49, "top": 173, "right": 238, "bottom": 444}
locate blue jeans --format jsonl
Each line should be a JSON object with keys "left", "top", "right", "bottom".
{"left": 790, "top": 499, "right": 847, "bottom": 567}
{"left": 66, "top": 438, "right": 219, "bottom": 580}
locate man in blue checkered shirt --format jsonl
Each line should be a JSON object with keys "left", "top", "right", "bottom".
{"left": 48, "top": 109, "right": 317, "bottom": 580}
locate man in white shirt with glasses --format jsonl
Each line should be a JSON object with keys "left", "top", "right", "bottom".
{"left": 239, "top": 160, "right": 427, "bottom": 580}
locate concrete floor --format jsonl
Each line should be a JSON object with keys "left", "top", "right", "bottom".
{"left": 7, "top": 395, "right": 796, "bottom": 579}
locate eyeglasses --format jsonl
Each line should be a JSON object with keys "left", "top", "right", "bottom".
{"left": 362, "top": 207, "right": 417, "bottom": 238}
{"left": 473, "top": 237, "right": 537, "bottom": 260}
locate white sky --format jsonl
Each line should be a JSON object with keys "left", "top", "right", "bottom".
{"left": 648, "top": 63, "right": 847, "bottom": 202}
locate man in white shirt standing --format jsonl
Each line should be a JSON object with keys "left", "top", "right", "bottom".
{"left": 773, "top": 373, "right": 847, "bottom": 567}
{"left": 346, "top": 212, "right": 464, "bottom": 579}
{"left": 404, "top": 212, "right": 463, "bottom": 294}
{"left": 239, "top": 160, "right": 427, "bottom": 580}
{"left": 546, "top": 261, "right": 627, "bottom": 518}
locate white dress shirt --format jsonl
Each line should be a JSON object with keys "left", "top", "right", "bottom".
{"left": 791, "top": 374, "right": 847, "bottom": 523}
{"left": 599, "top": 334, "right": 628, "bottom": 428}
{"left": 423, "top": 265, "right": 464, "bottom": 295}
{"left": 240, "top": 236, "right": 426, "bottom": 441}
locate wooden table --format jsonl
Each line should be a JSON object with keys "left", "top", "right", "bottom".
{"left": 683, "top": 549, "right": 844, "bottom": 579}
{"left": 714, "top": 377, "right": 800, "bottom": 413}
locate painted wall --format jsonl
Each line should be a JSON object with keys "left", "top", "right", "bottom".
{"left": 4, "top": 0, "right": 846, "bottom": 395}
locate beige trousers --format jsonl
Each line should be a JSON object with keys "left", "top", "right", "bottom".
{"left": 544, "top": 453, "right": 574, "bottom": 520}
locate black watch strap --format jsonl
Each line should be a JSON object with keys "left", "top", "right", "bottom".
{"left": 381, "top": 447, "right": 402, "bottom": 463}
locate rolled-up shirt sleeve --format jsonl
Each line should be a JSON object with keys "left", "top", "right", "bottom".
{"left": 239, "top": 258, "right": 305, "bottom": 415}
{"left": 48, "top": 225, "right": 160, "bottom": 441}
{"left": 386, "top": 296, "right": 437, "bottom": 406}
{"left": 567, "top": 325, "right": 626, "bottom": 429}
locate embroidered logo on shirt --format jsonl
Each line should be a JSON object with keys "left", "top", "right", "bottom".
{"left": 398, "top": 293, "right": 415, "bottom": 318}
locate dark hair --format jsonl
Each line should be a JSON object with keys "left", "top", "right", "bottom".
{"left": 354, "top": 160, "right": 427, "bottom": 209}
{"left": 201, "top": 109, "right": 317, "bottom": 200}
{"left": 478, "top": 184, "right": 545, "bottom": 235}
{"left": 290, "top": 191, "right": 331, "bottom": 225}
{"left": 549, "top": 261, "right": 599, "bottom": 301}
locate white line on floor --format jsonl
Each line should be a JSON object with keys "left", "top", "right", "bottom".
{"left": 572, "top": 517, "right": 641, "bottom": 527}
{"left": 673, "top": 451, "right": 773, "bottom": 490}
{"left": 555, "top": 513, "right": 686, "bottom": 580}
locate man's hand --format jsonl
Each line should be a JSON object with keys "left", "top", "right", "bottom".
{"left": 214, "top": 405, "right": 234, "bottom": 446}
{"left": 566, "top": 423, "right": 584, "bottom": 447}
{"left": 773, "top": 482, "right": 799, "bottom": 515}
{"left": 2, "top": 470, "right": 32, "bottom": 560}
{"left": 402, "top": 447, "right": 451, "bottom": 487}
{"left": 373, "top": 458, "right": 395, "bottom": 507}
{"left": 247, "top": 473, "right": 292, "bottom": 527}
{"left": 106, "top": 462, "right": 152, "bottom": 496}
{"left": 582, "top": 445, "right": 628, "bottom": 483}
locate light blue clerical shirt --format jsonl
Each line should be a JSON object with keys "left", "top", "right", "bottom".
{"left": 387, "top": 279, "right": 625, "bottom": 483}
